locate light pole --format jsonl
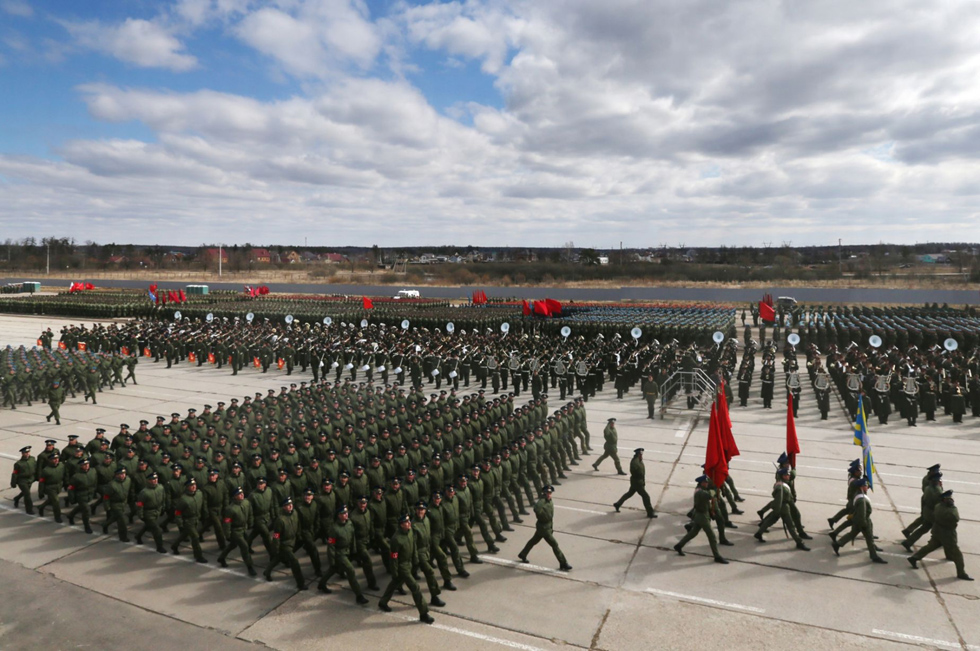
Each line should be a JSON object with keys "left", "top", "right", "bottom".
{"left": 838, "top": 239, "right": 842, "bottom": 275}
{"left": 219, "top": 244, "right": 222, "bottom": 277}
{"left": 46, "top": 240, "right": 50, "bottom": 275}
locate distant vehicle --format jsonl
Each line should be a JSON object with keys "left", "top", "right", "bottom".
{"left": 393, "top": 289, "right": 420, "bottom": 299}
{"left": 776, "top": 296, "right": 797, "bottom": 308}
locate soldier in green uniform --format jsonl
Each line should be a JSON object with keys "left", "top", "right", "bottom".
{"left": 134, "top": 471, "right": 168, "bottom": 553}
{"left": 673, "top": 475, "right": 728, "bottom": 564}
{"left": 317, "top": 504, "right": 370, "bottom": 603}
{"left": 902, "top": 469, "right": 943, "bottom": 551}
{"left": 45, "top": 379, "right": 64, "bottom": 425}
{"left": 831, "top": 478, "right": 886, "bottom": 563}
{"left": 10, "top": 446, "right": 36, "bottom": 514}
{"left": 102, "top": 466, "right": 131, "bottom": 542}
{"left": 294, "top": 487, "right": 322, "bottom": 577}
{"left": 217, "top": 487, "right": 257, "bottom": 575}
{"left": 591, "top": 418, "right": 625, "bottom": 475}
{"left": 642, "top": 375, "right": 659, "bottom": 419}
{"left": 378, "top": 513, "right": 435, "bottom": 624}
{"left": 613, "top": 448, "right": 656, "bottom": 518}
{"left": 426, "top": 490, "right": 461, "bottom": 586}
{"left": 901, "top": 464, "right": 941, "bottom": 539}
{"left": 411, "top": 500, "right": 447, "bottom": 607}
{"left": 908, "top": 490, "right": 972, "bottom": 580}
{"left": 753, "top": 468, "right": 810, "bottom": 551}
{"left": 171, "top": 478, "right": 207, "bottom": 563}
{"left": 518, "top": 485, "right": 572, "bottom": 571}
{"left": 440, "top": 485, "right": 471, "bottom": 575}
{"left": 349, "top": 495, "right": 380, "bottom": 590}
{"left": 247, "top": 477, "right": 276, "bottom": 557}
{"left": 200, "top": 468, "right": 229, "bottom": 551}
{"left": 36, "top": 452, "right": 66, "bottom": 523}
{"left": 65, "top": 457, "right": 96, "bottom": 533}
{"left": 264, "top": 496, "right": 308, "bottom": 590}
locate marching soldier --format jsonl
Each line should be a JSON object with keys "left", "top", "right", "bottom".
{"left": 592, "top": 418, "right": 625, "bottom": 475}
{"left": 907, "top": 490, "right": 972, "bottom": 580}
{"left": 378, "top": 513, "right": 435, "bottom": 624}
{"left": 612, "top": 448, "right": 656, "bottom": 518}
{"left": 318, "top": 504, "right": 370, "bottom": 603}
{"left": 264, "top": 496, "right": 308, "bottom": 589}
{"left": 518, "top": 485, "right": 572, "bottom": 571}
{"left": 674, "top": 475, "right": 728, "bottom": 564}
{"left": 831, "top": 478, "right": 887, "bottom": 564}
{"left": 10, "top": 445, "right": 36, "bottom": 514}
{"left": 134, "top": 471, "right": 168, "bottom": 553}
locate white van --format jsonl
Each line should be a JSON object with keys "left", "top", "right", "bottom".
{"left": 393, "top": 289, "right": 421, "bottom": 299}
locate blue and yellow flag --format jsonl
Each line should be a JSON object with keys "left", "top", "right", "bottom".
{"left": 852, "top": 395, "right": 875, "bottom": 489}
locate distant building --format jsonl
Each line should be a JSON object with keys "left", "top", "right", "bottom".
{"left": 250, "top": 248, "right": 272, "bottom": 264}
{"left": 320, "top": 253, "right": 345, "bottom": 264}
{"left": 203, "top": 248, "right": 228, "bottom": 264}
{"left": 918, "top": 254, "right": 949, "bottom": 264}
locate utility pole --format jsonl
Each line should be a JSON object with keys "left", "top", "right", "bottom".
{"left": 46, "top": 240, "right": 50, "bottom": 275}
{"left": 838, "top": 239, "right": 842, "bottom": 274}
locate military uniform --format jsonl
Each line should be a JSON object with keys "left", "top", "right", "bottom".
{"left": 674, "top": 476, "right": 727, "bottom": 564}
{"left": 613, "top": 449, "right": 656, "bottom": 517}
{"left": 591, "top": 418, "right": 625, "bottom": 474}
{"left": 908, "top": 491, "right": 972, "bottom": 580}
{"left": 378, "top": 514, "right": 434, "bottom": 623}
{"left": 518, "top": 486, "right": 571, "bottom": 570}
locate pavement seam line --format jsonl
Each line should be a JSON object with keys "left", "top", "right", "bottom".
{"left": 589, "top": 608, "right": 610, "bottom": 650}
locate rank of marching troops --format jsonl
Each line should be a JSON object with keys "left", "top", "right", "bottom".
{"left": 2, "top": 342, "right": 138, "bottom": 420}
{"left": 9, "top": 379, "right": 590, "bottom": 623}
{"left": 663, "top": 447, "right": 972, "bottom": 580}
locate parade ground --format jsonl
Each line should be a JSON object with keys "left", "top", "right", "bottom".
{"left": 0, "top": 314, "right": 978, "bottom": 651}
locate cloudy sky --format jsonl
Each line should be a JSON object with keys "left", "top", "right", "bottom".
{"left": 1, "top": 0, "right": 977, "bottom": 247}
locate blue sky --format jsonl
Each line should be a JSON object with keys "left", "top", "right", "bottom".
{"left": 1, "top": 0, "right": 978, "bottom": 246}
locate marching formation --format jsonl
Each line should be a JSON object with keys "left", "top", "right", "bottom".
{"left": 10, "top": 379, "right": 588, "bottom": 622}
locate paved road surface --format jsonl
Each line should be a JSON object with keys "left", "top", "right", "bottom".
{"left": 4, "top": 276, "right": 979, "bottom": 304}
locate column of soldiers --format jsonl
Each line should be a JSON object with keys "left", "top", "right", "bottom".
{"left": 2, "top": 344, "right": 137, "bottom": 416}
{"left": 9, "top": 379, "right": 589, "bottom": 622}
{"left": 668, "top": 452, "right": 972, "bottom": 580}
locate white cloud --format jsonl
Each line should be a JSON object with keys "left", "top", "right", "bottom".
{"left": 1, "top": 0, "right": 32, "bottom": 18}
{"left": 64, "top": 18, "right": 198, "bottom": 71}
{"left": 233, "top": 0, "right": 381, "bottom": 77}
{"left": 4, "top": 0, "right": 980, "bottom": 245}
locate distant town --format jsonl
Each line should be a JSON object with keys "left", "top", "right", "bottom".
{"left": 1, "top": 239, "right": 978, "bottom": 285}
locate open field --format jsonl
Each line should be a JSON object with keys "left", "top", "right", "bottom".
{"left": 0, "top": 314, "right": 978, "bottom": 650}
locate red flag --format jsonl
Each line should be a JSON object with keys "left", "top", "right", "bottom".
{"left": 522, "top": 300, "right": 531, "bottom": 316}
{"left": 704, "top": 403, "right": 729, "bottom": 488}
{"left": 84, "top": 282, "right": 94, "bottom": 290}
{"left": 717, "top": 382, "right": 739, "bottom": 462}
{"left": 149, "top": 284, "right": 158, "bottom": 294}
{"left": 545, "top": 298, "right": 562, "bottom": 316}
{"left": 533, "top": 300, "right": 550, "bottom": 317}
{"left": 363, "top": 297, "right": 373, "bottom": 309}
{"left": 179, "top": 290, "right": 186, "bottom": 303}
{"left": 786, "top": 392, "right": 800, "bottom": 468}
{"left": 759, "top": 301, "right": 775, "bottom": 323}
